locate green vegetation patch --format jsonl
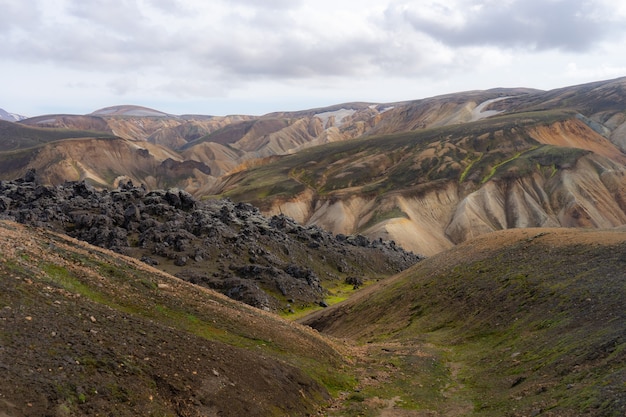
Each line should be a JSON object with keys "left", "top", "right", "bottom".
{"left": 360, "top": 206, "right": 409, "bottom": 232}
{"left": 40, "top": 262, "right": 109, "bottom": 304}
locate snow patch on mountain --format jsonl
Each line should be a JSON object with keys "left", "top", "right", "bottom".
{"left": 0, "top": 108, "right": 27, "bottom": 122}
{"left": 470, "top": 97, "right": 509, "bottom": 121}
{"left": 314, "top": 108, "right": 356, "bottom": 127}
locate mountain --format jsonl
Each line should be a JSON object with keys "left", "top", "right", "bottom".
{"left": 0, "top": 108, "right": 27, "bottom": 122}
{"left": 215, "top": 113, "right": 626, "bottom": 255}
{"left": 90, "top": 104, "right": 173, "bottom": 117}
{"left": 213, "top": 77, "right": 626, "bottom": 255}
{"left": 2, "top": 77, "right": 626, "bottom": 255}
{"left": 3, "top": 76, "right": 626, "bottom": 415}
{"left": 302, "top": 227, "right": 626, "bottom": 416}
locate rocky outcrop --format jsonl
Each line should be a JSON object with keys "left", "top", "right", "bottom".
{"left": 0, "top": 171, "right": 422, "bottom": 311}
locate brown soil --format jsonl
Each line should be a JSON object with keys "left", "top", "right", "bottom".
{"left": 0, "top": 220, "right": 345, "bottom": 416}
{"left": 3, "top": 222, "right": 625, "bottom": 416}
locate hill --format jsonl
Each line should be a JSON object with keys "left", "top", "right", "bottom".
{"left": 0, "top": 220, "right": 352, "bottom": 416}
{"left": 0, "top": 119, "right": 115, "bottom": 152}
{"left": 3, "top": 208, "right": 624, "bottom": 416}
{"left": 302, "top": 227, "right": 626, "bottom": 416}
{"left": 90, "top": 105, "right": 172, "bottom": 117}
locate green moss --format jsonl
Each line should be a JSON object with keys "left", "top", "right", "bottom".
{"left": 41, "top": 263, "right": 107, "bottom": 303}
{"left": 481, "top": 150, "right": 525, "bottom": 183}
{"left": 360, "top": 206, "right": 408, "bottom": 231}
{"left": 459, "top": 153, "right": 482, "bottom": 183}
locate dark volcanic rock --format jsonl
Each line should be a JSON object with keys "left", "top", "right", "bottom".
{"left": 0, "top": 173, "right": 424, "bottom": 310}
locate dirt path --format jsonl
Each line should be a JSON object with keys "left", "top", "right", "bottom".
{"left": 320, "top": 341, "right": 474, "bottom": 416}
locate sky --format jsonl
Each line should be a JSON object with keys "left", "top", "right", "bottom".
{"left": 2, "top": 0, "right": 626, "bottom": 117}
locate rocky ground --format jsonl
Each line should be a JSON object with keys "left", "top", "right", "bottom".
{"left": 0, "top": 170, "right": 422, "bottom": 312}
{"left": 0, "top": 220, "right": 348, "bottom": 417}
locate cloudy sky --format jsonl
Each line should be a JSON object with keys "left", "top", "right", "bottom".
{"left": 2, "top": 0, "right": 626, "bottom": 116}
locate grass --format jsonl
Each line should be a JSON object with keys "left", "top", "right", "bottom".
{"left": 480, "top": 148, "right": 530, "bottom": 183}
{"left": 459, "top": 153, "right": 483, "bottom": 183}
{"left": 305, "top": 228, "right": 626, "bottom": 416}
{"left": 360, "top": 206, "right": 409, "bottom": 232}
{"left": 40, "top": 262, "right": 110, "bottom": 304}
{"left": 281, "top": 282, "right": 362, "bottom": 320}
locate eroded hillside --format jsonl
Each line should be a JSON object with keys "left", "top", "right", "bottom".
{"left": 217, "top": 109, "right": 626, "bottom": 255}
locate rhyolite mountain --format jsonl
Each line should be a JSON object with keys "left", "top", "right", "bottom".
{"left": 2, "top": 78, "right": 626, "bottom": 255}
{"left": 215, "top": 78, "right": 626, "bottom": 255}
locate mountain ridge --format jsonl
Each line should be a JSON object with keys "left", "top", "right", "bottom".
{"left": 3, "top": 77, "right": 626, "bottom": 255}
{"left": 0, "top": 108, "right": 27, "bottom": 122}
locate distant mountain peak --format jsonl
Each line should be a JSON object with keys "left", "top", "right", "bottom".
{"left": 0, "top": 107, "right": 27, "bottom": 122}
{"left": 90, "top": 104, "right": 172, "bottom": 117}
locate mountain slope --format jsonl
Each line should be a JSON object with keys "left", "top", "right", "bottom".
{"left": 489, "top": 77, "right": 626, "bottom": 151}
{"left": 0, "top": 220, "right": 350, "bottom": 416}
{"left": 302, "top": 227, "right": 626, "bottom": 416}
{"left": 215, "top": 109, "right": 626, "bottom": 255}
{"left": 0, "top": 120, "right": 115, "bottom": 152}
{"left": 0, "top": 136, "right": 204, "bottom": 189}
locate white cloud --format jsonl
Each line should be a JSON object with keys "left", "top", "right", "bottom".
{"left": 387, "top": 0, "right": 618, "bottom": 52}
{"left": 1, "top": 0, "right": 626, "bottom": 116}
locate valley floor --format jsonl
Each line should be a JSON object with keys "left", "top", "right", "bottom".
{"left": 318, "top": 340, "right": 474, "bottom": 416}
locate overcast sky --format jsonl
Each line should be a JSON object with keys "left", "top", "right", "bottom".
{"left": 2, "top": 0, "right": 626, "bottom": 116}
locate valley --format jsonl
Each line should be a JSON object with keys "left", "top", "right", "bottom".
{"left": 2, "top": 221, "right": 624, "bottom": 416}
{"left": 304, "top": 227, "right": 626, "bottom": 416}
{"left": 1, "top": 77, "right": 626, "bottom": 416}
